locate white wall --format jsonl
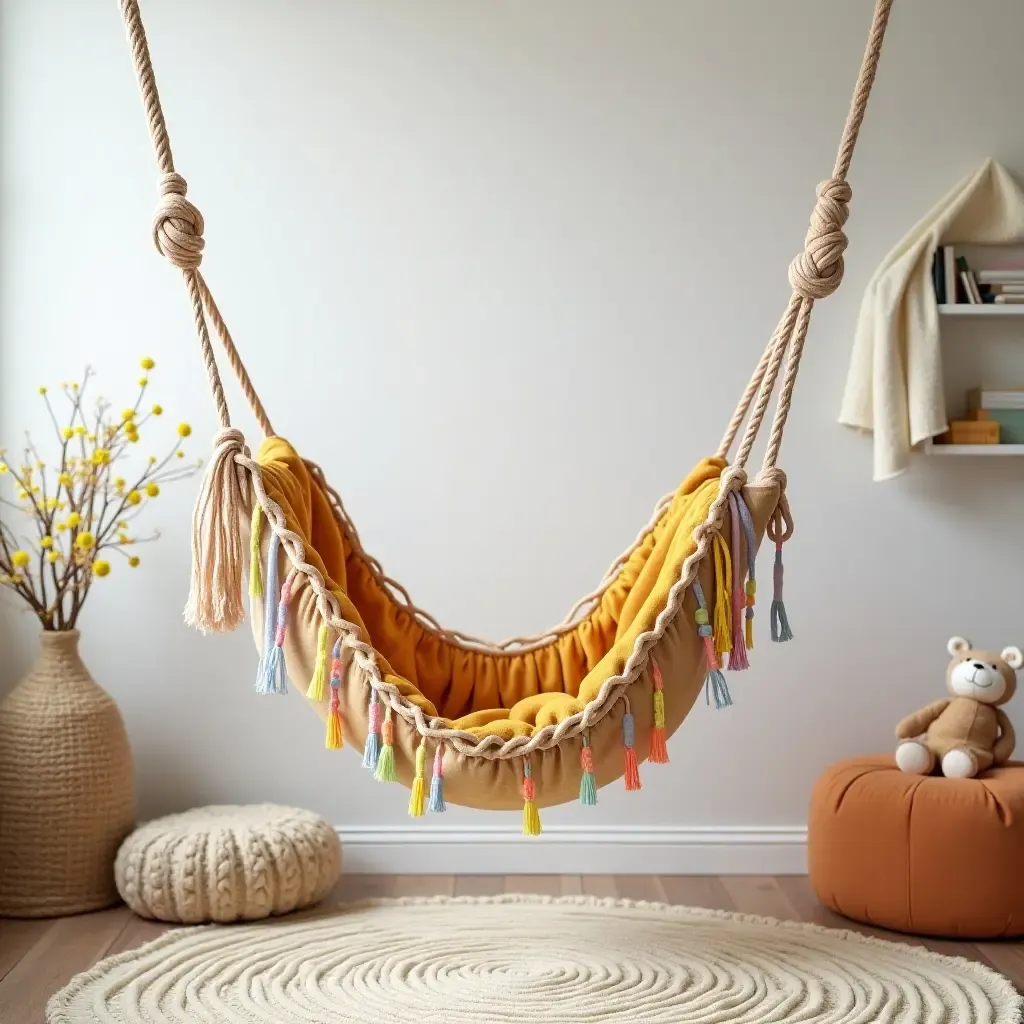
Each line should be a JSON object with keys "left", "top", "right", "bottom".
{"left": 3, "top": 0, "right": 1024, "bottom": 872}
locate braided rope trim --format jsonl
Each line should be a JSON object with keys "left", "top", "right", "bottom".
{"left": 304, "top": 458, "right": 678, "bottom": 655}
{"left": 239, "top": 451, "right": 776, "bottom": 760}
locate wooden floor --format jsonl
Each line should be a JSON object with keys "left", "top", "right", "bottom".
{"left": 2, "top": 875, "right": 1022, "bottom": 1021}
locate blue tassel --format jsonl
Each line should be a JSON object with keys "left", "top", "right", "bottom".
{"left": 770, "top": 542, "right": 794, "bottom": 642}
{"left": 362, "top": 691, "right": 382, "bottom": 771}
{"left": 705, "top": 668, "right": 733, "bottom": 710}
{"left": 428, "top": 745, "right": 446, "bottom": 812}
{"left": 255, "top": 532, "right": 281, "bottom": 692}
{"left": 579, "top": 735, "right": 597, "bottom": 805}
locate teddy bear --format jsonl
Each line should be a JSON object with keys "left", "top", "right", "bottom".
{"left": 894, "top": 636, "right": 1019, "bottom": 778}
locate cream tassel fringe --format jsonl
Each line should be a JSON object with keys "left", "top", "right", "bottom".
{"left": 183, "top": 427, "right": 250, "bottom": 633}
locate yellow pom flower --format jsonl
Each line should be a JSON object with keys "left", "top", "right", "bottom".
{"left": 0, "top": 464, "right": 7, "bottom": 474}
{"left": 66, "top": 512, "right": 82, "bottom": 528}
{"left": 40, "top": 536, "right": 53, "bottom": 548}
{"left": 87, "top": 433, "right": 96, "bottom": 443}
{"left": 17, "top": 488, "right": 29, "bottom": 500}
{"left": 92, "top": 560, "right": 111, "bottom": 577}
{"left": 45, "top": 498, "right": 58, "bottom": 511}
{"left": 118, "top": 520, "right": 129, "bottom": 530}
{"left": 148, "top": 456, "right": 157, "bottom": 465}
{"left": 175, "top": 451, "right": 184, "bottom": 459}
{"left": 122, "top": 409, "right": 135, "bottom": 422}
{"left": 151, "top": 404, "right": 163, "bottom": 416}
{"left": 11, "top": 550, "right": 31, "bottom": 569}
{"left": 71, "top": 383, "right": 79, "bottom": 391}
{"left": 57, "top": 472, "right": 73, "bottom": 486}
{"left": 117, "top": 534, "right": 131, "bottom": 545}
{"left": 128, "top": 556, "right": 140, "bottom": 568}
{"left": 138, "top": 377, "right": 149, "bottom": 387}
{"left": 74, "top": 425, "right": 86, "bottom": 436}
{"left": 140, "top": 357, "right": 155, "bottom": 371}
{"left": 61, "top": 427, "right": 75, "bottom": 440}
{"left": 38, "top": 386, "right": 47, "bottom": 395}
{"left": 127, "top": 490, "right": 142, "bottom": 506}
{"left": 55, "top": 522, "right": 68, "bottom": 533}
{"left": 145, "top": 483, "right": 160, "bottom": 498}
{"left": 46, "top": 550, "right": 61, "bottom": 564}
{"left": 177, "top": 423, "right": 192, "bottom": 438}
{"left": 91, "top": 448, "right": 111, "bottom": 466}
{"left": 75, "top": 531, "right": 95, "bottom": 551}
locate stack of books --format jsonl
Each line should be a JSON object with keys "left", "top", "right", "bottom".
{"left": 932, "top": 246, "right": 1024, "bottom": 304}
{"left": 968, "top": 388, "right": 1024, "bottom": 442}
{"left": 931, "top": 246, "right": 993, "bottom": 304}
{"left": 977, "top": 269, "right": 1024, "bottom": 304}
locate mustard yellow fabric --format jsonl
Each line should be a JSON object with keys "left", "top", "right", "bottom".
{"left": 256, "top": 437, "right": 727, "bottom": 742}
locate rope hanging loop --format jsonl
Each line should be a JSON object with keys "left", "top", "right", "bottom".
{"left": 153, "top": 172, "right": 205, "bottom": 270}
{"left": 788, "top": 177, "right": 852, "bottom": 300}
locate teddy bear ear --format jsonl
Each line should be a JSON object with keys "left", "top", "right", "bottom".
{"left": 947, "top": 636, "right": 971, "bottom": 656}
{"left": 1001, "top": 646, "right": 1023, "bottom": 670}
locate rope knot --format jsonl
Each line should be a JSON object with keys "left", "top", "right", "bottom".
{"left": 788, "top": 177, "right": 852, "bottom": 300}
{"left": 153, "top": 172, "right": 205, "bottom": 270}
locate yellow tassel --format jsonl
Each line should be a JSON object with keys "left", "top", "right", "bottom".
{"left": 326, "top": 707, "right": 343, "bottom": 749}
{"left": 307, "top": 623, "right": 329, "bottom": 702}
{"left": 325, "top": 687, "right": 343, "bottom": 749}
{"left": 248, "top": 504, "right": 263, "bottom": 598}
{"left": 408, "top": 741, "right": 427, "bottom": 817}
{"left": 712, "top": 534, "right": 732, "bottom": 655}
{"left": 521, "top": 762, "right": 542, "bottom": 835}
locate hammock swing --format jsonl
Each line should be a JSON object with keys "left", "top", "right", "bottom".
{"left": 116, "top": 0, "right": 893, "bottom": 825}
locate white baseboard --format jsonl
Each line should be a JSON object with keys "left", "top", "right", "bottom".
{"left": 337, "top": 825, "right": 807, "bottom": 875}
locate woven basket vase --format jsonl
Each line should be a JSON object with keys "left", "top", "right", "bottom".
{"left": 0, "top": 630, "right": 135, "bottom": 917}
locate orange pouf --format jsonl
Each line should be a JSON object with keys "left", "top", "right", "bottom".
{"left": 808, "top": 756, "right": 1024, "bottom": 939}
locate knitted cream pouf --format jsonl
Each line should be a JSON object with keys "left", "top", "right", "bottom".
{"left": 114, "top": 804, "right": 341, "bottom": 923}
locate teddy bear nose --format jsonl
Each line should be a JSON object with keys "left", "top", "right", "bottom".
{"left": 972, "top": 662, "right": 985, "bottom": 669}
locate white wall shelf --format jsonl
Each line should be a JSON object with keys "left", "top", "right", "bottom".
{"left": 938, "top": 303, "right": 1024, "bottom": 315}
{"left": 924, "top": 441, "right": 1024, "bottom": 456}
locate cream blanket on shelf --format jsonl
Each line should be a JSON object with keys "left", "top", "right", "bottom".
{"left": 839, "top": 158, "right": 1024, "bottom": 481}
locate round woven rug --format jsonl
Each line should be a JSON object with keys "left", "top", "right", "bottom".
{"left": 48, "top": 895, "right": 1019, "bottom": 1023}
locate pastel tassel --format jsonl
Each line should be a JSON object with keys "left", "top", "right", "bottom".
{"left": 307, "top": 623, "right": 330, "bottom": 702}
{"left": 259, "top": 574, "right": 291, "bottom": 695}
{"left": 712, "top": 534, "right": 733, "bottom": 656}
{"left": 248, "top": 503, "right": 263, "bottom": 599}
{"left": 692, "top": 581, "right": 720, "bottom": 672}
{"left": 736, "top": 493, "right": 758, "bottom": 652}
{"left": 622, "top": 710, "right": 641, "bottom": 791}
{"left": 649, "top": 660, "right": 669, "bottom": 763}
{"left": 408, "top": 741, "right": 427, "bottom": 817}
{"left": 428, "top": 745, "right": 446, "bottom": 813}
{"left": 362, "top": 690, "right": 382, "bottom": 771}
{"left": 770, "top": 540, "right": 794, "bottom": 642}
{"left": 521, "top": 762, "right": 542, "bottom": 836}
{"left": 579, "top": 735, "right": 597, "bottom": 806}
{"left": 255, "top": 531, "right": 281, "bottom": 692}
{"left": 325, "top": 638, "right": 344, "bottom": 749}
{"left": 726, "top": 494, "right": 749, "bottom": 670}
{"left": 693, "top": 580, "right": 730, "bottom": 710}
{"left": 374, "top": 705, "right": 398, "bottom": 782}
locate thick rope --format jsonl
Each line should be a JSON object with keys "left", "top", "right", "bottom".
{"left": 721, "top": 0, "right": 894, "bottom": 469}
{"left": 120, "top": 0, "right": 273, "bottom": 438}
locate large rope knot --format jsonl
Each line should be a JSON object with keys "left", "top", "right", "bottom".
{"left": 153, "top": 172, "right": 205, "bottom": 270}
{"left": 787, "top": 177, "right": 852, "bottom": 300}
